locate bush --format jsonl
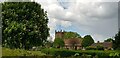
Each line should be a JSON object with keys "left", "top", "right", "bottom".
{"left": 41, "top": 48, "right": 82, "bottom": 57}
{"left": 97, "top": 45, "right": 104, "bottom": 50}
{"left": 86, "top": 46, "right": 104, "bottom": 50}
{"left": 86, "top": 46, "right": 97, "bottom": 50}
{"left": 41, "top": 48, "right": 120, "bottom": 58}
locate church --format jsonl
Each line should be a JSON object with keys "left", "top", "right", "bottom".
{"left": 55, "top": 30, "right": 82, "bottom": 50}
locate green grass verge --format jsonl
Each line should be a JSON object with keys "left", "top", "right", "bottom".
{"left": 0, "top": 45, "right": 2, "bottom": 57}
{"left": 2, "top": 47, "right": 46, "bottom": 56}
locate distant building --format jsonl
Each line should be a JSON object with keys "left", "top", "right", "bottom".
{"left": 55, "top": 30, "right": 82, "bottom": 50}
{"left": 55, "top": 30, "right": 65, "bottom": 39}
{"left": 64, "top": 38, "right": 82, "bottom": 50}
{"left": 91, "top": 41, "right": 113, "bottom": 50}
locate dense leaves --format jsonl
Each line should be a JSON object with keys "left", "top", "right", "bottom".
{"left": 104, "top": 38, "right": 113, "bottom": 42}
{"left": 53, "top": 38, "right": 64, "bottom": 48}
{"left": 82, "top": 35, "right": 94, "bottom": 47}
{"left": 2, "top": 2, "right": 49, "bottom": 49}
{"left": 113, "top": 29, "right": 120, "bottom": 50}
{"left": 41, "top": 48, "right": 120, "bottom": 58}
{"left": 63, "top": 32, "right": 81, "bottom": 39}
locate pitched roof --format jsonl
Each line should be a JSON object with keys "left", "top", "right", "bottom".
{"left": 103, "top": 42, "right": 112, "bottom": 48}
{"left": 64, "top": 38, "right": 82, "bottom": 46}
{"left": 91, "top": 42, "right": 112, "bottom": 48}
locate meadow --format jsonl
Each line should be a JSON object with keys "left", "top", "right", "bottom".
{"left": 2, "top": 47, "right": 120, "bottom": 58}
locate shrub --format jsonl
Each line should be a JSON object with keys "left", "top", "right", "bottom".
{"left": 41, "top": 48, "right": 120, "bottom": 58}
{"left": 41, "top": 48, "right": 81, "bottom": 57}
{"left": 86, "top": 46, "right": 97, "bottom": 50}
{"left": 97, "top": 45, "right": 104, "bottom": 50}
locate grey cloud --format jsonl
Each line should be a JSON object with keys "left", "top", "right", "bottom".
{"left": 36, "top": 0, "right": 118, "bottom": 42}
{"left": 64, "top": 2, "right": 118, "bottom": 41}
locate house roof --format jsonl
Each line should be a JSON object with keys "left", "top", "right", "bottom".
{"left": 103, "top": 42, "right": 112, "bottom": 48}
{"left": 91, "top": 42, "right": 112, "bottom": 48}
{"left": 64, "top": 38, "right": 82, "bottom": 46}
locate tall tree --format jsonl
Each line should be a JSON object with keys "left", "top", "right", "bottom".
{"left": 113, "top": 29, "right": 120, "bottom": 50}
{"left": 82, "top": 35, "right": 94, "bottom": 47}
{"left": 2, "top": 2, "right": 49, "bottom": 49}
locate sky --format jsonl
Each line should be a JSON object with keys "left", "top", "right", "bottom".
{"left": 1, "top": 0, "right": 119, "bottom": 42}
{"left": 34, "top": 0, "right": 119, "bottom": 42}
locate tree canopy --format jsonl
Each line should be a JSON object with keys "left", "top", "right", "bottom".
{"left": 53, "top": 38, "right": 64, "bottom": 48}
{"left": 104, "top": 38, "right": 113, "bottom": 42}
{"left": 63, "top": 32, "right": 81, "bottom": 39}
{"left": 82, "top": 35, "right": 94, "bottom": 47}
{"left": 113, "top": 29, "right": 120, "bottom": 50}
{"left": 2, "top": 2, "right": 49, "bottom": 49}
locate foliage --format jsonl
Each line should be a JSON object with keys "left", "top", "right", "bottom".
{"left": 63, "top": 32, "right": 81, "bottom": 39}
{"left": 41, "top": 48, "right": 120, "bottom": 58}
{"left": 82, "top": 35, "right": 94, "bottom": 47}
{"left": 2, "top": 47, "right": 45, "bottom": 56}
{"left": 53, "top": 38, "right": 64, "bottom": 48}
{"left": 2, "top": 2, "right": 49, "bottom": 49}
{"left": 86, "top": 46, "right": 97, "bottom": 50}
{"left": 113, "top": 29, "right": 120, "bottom": 50}
{"left": 104, "top": 38, "right": 114, "bottom": 42}
{"left": 86, "top": 45, "right": 104, "bottom": 50}
{"left": 96, "top": 45, "right": 104, "bottom": 50}
{"left": 44, "top": 41, "right": 53, "bottom": 48}
{"left": 109, "top": 52, "right": 119, "bottom": 57}
{"left": 41, "top": 48, "right": 79, "bottom": 57}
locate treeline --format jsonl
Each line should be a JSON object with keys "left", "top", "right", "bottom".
{"left": 53, "top": 29, "right": 120, "bottom": 50}
{"left": 54, "top": 31, "right": 94, "bottom": 48}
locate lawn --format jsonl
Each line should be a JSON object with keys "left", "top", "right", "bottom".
{"left": 0, "top": 45, "right": 1, "bottom": 57}
{"left": 2, "top": 47, "right": 120, "bottom": 58}
{"left": 2, "top": 47, "right": 46, "bottom": 56}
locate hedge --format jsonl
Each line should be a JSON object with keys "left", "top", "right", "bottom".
{"left": 41, "top": 48, "right": 120, "bottom": 58}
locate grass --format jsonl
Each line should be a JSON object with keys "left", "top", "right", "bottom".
{"left": 0, "top": 45, "right": 2, "bottom": 57}
{"left": 2, "top": 47, "right": 46, "bottom": 56}
{"left": 2, "top": 47, "right": 120, "bottom": 58}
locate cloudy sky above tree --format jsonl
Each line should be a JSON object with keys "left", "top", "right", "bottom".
{"left": 34, "top": 0, "right": 119, "bottom": 42}
{"left": 2, "top": 0, "right": 119, "bottom": 42}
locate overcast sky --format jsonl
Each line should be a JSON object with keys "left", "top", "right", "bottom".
{"left": 2, "top": 0, "right": 119, "bottom": 42}
{"left": 34, "top": 0, "right": 119, "bottom": 42}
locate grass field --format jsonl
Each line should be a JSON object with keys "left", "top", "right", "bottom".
{"left": 0, "top": 45, "right": 2, "bottom": 57}
{"left": 2, "top": 47, "right": 120, "bottom": 58}
{"left": 2, "top": 47, "right": 46, "bottom": 56}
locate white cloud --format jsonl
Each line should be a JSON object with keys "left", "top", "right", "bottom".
{"left": 61, "top": 21, "right": 72, "bottom": 27}
{"left": 35, "top": 0, "right": 118, "bottom": 42}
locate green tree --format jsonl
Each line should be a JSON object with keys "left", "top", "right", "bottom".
{"left": 113, "top": 29, "right": 120, "bottom": 50}
{"left": 63, "top": 32, "right": 81, "bottom": 39}
{"left": 104, "top": 38, "right": 114, "bottom": 42}
{"left": 82, "top": 35, "right": 94, "bottom": 47}
{"left": 2, "top": 2, "right": 49, "bottom": 49}
{"left": 44, "top": 40, "right": 53, "bottom": 48}
{"left": 53, "top": 38, "right": 64, "bottom": 48}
